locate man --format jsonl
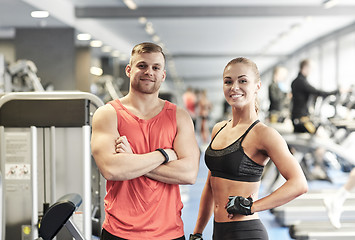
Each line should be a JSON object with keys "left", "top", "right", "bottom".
{"left": 291, "top": 59, "right": 338, "bottom": 181}
{"left": 291, "top": 59, "right": 338, "bottom": 133}
{"left": 91, "top": 42, "right": 200, "bottom": 240}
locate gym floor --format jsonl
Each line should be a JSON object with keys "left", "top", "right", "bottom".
{"left": 181, "top": 152, "right": 292, "bottom": 240}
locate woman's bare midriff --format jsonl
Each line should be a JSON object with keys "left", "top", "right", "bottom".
{"left": 211, "top": 176, "right": 261, "bottom": 222}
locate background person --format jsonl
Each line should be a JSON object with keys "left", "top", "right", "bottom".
{"left": 197, "top": 89, "right": 212, "bottom": 145}
{"left": 268, "top": 66, "right": 289, "bottom": 123}
{"left": 291, "top": 59, "right": 339, "bottom": 133}
{"left": 183, "top": 86, "right": 198, "bottom": 127}
{"left": 91, "top": 42, "right": 200, "bottom": 240}
{"left": 291, "top": 59, "right": 339, "bottom": 181}
{"left": 190, "top": 57, "right": 308, "bottom": 240}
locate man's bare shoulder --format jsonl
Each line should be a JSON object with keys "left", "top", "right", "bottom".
{"left": 175, "top": 105, "right": 190, "bottom": 119}
{"left": 92, "top": 104, "right": 117, "bottom": 123}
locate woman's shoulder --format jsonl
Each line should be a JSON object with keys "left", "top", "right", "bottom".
{"left": 253, "top": 121, "right": 285, "bottom": 144}
{"left": 214, "top": 120, "right": 229, "bottom": 129}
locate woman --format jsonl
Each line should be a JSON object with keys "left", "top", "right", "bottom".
{"left": 189, "top": 57, "right": 308, "bottom": 240}
{"left": 198, "top": 89, "right": 212, "bottom": 144}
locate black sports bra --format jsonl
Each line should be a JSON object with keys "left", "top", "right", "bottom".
{"left": 205, "top": 120, "right": 264, "bottom": 182}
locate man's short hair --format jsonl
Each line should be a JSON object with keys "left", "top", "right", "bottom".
{"left": 130, "top": 42, "right": 166, "bottom": 66}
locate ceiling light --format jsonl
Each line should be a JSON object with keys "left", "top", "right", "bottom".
{"left": 138, "top": 17, "right": 147, "bottom": 25}
{"left": 323, "top": 0, "right": 339, "bottom": 9}
{"left": 90, "top": 40, "right": 103, "bottom": 48}
{"left": 304, "top": 16, "right": 313, "bottom": 23}
{"left": 31, "top": 11, "right": 49, "bottom": 18}
{"left": 90, "top": 67, "right": 103, "bottom": 76}
{"left": 123, "top": 0, "right": 137, "bottom": 10}
{"left": 77, "top": 33, "right": 91, "bottom": 41}
{"left": 152, "top": 35, "right": 160, "bottom": 43}
{"left": 145, "top": 22, "right": 155, "bottom": 35}
{"left": 102, "top": 46, "right": 112, "bottom": 53}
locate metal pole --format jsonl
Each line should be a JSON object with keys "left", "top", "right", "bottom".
{"left": 31, "top": 126, "right": 39, "bottom": 239}
{"left": 0, "top": 126, "right": 4, "bottom": 240}
{"left": 50, "top": 126, "right": 56, "bottom": 204}
{"left": 82, "top": 125, "right": 91, "bottom": 239}
{"left": 64, "top": 219, "right": 85, "bottom": 240}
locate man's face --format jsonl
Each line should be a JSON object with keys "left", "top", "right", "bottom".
{"left": 126, "top": 52, "right": 166, "bottom": 94}
{"left": 302, "top": 64, "right": 311, "bottom": 77}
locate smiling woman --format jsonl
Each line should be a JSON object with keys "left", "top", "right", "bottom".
{"left": 223, "top": 57, "right": 261, "bottom": 114}
{"left": 189, "top": 57, "right": 308, "bottom": 240}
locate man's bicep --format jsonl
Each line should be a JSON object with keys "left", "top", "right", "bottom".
{"left": 173, "top": 108, "right": 199, "bottom": 159}
{"left": 91, "top": 106, "right": 119, "bottom": 161}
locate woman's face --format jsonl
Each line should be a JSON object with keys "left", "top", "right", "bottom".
{"left": 223, "top": 63, "right": 261, "bottom": 110}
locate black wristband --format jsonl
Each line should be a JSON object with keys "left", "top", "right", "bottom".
{"left": 156, "top": 148, "right": 169, "bottom": 164}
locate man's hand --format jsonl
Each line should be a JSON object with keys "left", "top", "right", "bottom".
{"left": 115, "top": 136, "right": 133, "bottom": 153}
{"left": 115, "top": 137, "right": 177, "bottom": 162}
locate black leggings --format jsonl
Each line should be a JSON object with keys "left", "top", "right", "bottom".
{"left": 100, "top": 228, "right": 185, "bottom": 240}
{"left": 213, "top": 219, "right": 269, "bottom": 240}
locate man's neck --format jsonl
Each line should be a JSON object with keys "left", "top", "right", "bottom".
{"left": 120, "top": 91, "right": 164, "bottom": 119}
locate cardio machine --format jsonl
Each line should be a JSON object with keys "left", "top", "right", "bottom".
{"left": 266, "top": 92, "right": 355, "bottom": 239}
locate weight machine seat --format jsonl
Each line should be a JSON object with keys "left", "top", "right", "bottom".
{"left": 38, "top": 193, "right": 82, "bottom": 240}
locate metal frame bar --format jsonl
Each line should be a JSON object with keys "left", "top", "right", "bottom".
{"left": 75, "top": 5, "right": 355, "bottom": 18}
{"left": 0, "top": 126, "right": 4, "bottom": 240}
{"left": 0, "top": 91, "right": 104, "bottom": 110}
{"left": 64, "top": 219, "right": 85, "bottom": 240}
{"left": 31, "top": 126, "right": 39, "bottom": 239}
{"left": 50, "top": 126, "right": 56, "bottom": 204}
{"left": 82, "top": 125, "right": 91, "bottom": 240}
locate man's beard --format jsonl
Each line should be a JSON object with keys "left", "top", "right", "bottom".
{"left": 131, "top": 80, "right": 160, "bottom": 94}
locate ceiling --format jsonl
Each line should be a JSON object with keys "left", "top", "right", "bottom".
{"left": 2, "top": 0, "right": 355, "bottom": 95}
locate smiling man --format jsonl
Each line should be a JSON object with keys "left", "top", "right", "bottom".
{"left": 91, "top": 42, "right": 200, "bottom": 240}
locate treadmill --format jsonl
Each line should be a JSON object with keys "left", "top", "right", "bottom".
{"left": 290, "top": 221, "right": 355, "bottom": 240}
{"left": 272, "top": 190, "right": 355, "bottom": 226}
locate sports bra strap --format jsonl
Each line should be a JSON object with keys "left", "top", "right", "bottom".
{"left": 240, "top": 120, "right": 260, "bottom": 143}
{"left": 210, "top": 120, "right": 229, "bottom": 142}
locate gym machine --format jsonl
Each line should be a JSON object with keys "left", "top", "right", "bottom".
{"left": 90, "top": 75, "right": 123, "bottom": 103}
{"left": 0, "top": 92, "right": 104, "bottom": 240}
{"left": 290, "top": 220, "right": 355, "bottom": 240}
{"left": 0, "top": 59, "right": 45, "bottom": 93}
{"left": 37, "top": 193, "right": 84, "bottom": 240}
{"left": 271, "top": 190, "right": 355, "bottom": 226}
